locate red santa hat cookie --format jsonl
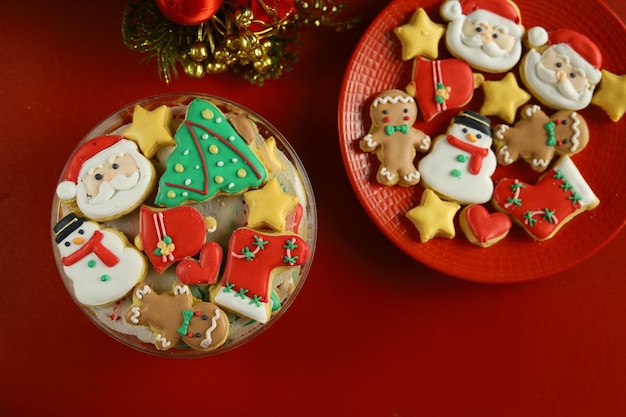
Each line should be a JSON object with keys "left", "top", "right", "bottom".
{"left": 440, "top": 0, "right": 525, "bottom": 73}
{"left": 55, "top": 135, "right": 156, "bottom": 221}
{"left": 521, "top": 27, "right": 602, "bottom": 110}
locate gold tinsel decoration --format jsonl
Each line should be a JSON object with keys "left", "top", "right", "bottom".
{"left": 122, "top": 0, "right": 358, "bottom": 85}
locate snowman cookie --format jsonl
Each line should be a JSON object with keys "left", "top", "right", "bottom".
{"left": 418, "top": 110, "right": 497, "bottom": 204}
{"left": 360, "top": 89, "right": 431, "bottom": 187}
{"left": 54, "top": 213, "right": 147, "bottom": 307}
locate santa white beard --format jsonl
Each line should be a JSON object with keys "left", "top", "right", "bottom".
{"left": 89, "top": 171, "right": 140, "bottom": 205}
{"left": 76, "top": 169, "right": 152, "bottom": 220}
{"left": 523, "top": 49, "right": 593, "bottom": 110}
{"left": 445, "top": 18, "right": 522, "bottom": 72}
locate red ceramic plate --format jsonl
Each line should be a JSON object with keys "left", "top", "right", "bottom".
{"left": 338, "top": 0, "right": 626, "bottom": 282}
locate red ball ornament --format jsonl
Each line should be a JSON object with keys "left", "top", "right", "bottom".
{"left": 155, "top": 0, "right": 223, "bottom": 26}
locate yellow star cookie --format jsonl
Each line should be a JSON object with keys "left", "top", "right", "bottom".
{"left": 244, "top": 177, "right": 298, "bottom": 232}
{"left": 394, "top": 8, "right": 445, "bottom": 61}
{"left": 479, "top": 73, "right": 531, "bottom": 124}
{"left": 591, "top": 70, "right": 626, "bottom": 122}
{"left": 405, "top": 189, "right": 460, "bottom": 242}
{"left": 122, "top": 105, "right": 175, "bottom": 158}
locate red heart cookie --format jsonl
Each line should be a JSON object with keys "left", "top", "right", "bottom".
{"left": 176, "top": 241, "right": 223, "bottom": 285}
{"left": 460, "top": 204, "right": 512, "bottom": 248}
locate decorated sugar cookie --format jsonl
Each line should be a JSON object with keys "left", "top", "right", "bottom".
{"left": 55, "top": 136, "right": 156, "bottom": 222}
{"left": 494, "top": 104, "right": 590, "bottom": 172}
{"left": 360, "top": 89, "right": 431, "bottom": 187}
{"left": 407, "top": 57, "right": 484, "bottom": 122}
{"left": 459, "top": 204, "right": 512, "bottom": 247}
{"left": 122, "top": 104, "right": 175, "bottom": 158}
{"left": 134, "top": 205, "right": 216, "bottom": 274}
{"left": 212, "top": 227, "right": 310, "bottom": 323}
{"left": 440, "top": 0, "right": 525, "bottom": 73}
{"left": 520, "top": 27, "right": 602, "bottom": 110}
{"left": 591, "top": 70, "right": 626, "bottom": 122}
{"left": 479, "top": 72, "right": 531, "bottom": 123}
{"left": 394, "top": 8, "right": 445, "bottom": 61}
{"left": 53, "top": 213, "right": 147, "bottom": 307}
{"left": 492, "top": 156, "right": 599, "bottom": 241}
{"left": 155, "top": 98, "right": 267, "bottom": 207}
{"left": 405, "top": 188, "right": 461, "bottom": 242}
{"left": 418, "top": 110, "right": 497, "bottom": 204}
{"left": 126, "top": 281, "right": 229, "bottom": 351}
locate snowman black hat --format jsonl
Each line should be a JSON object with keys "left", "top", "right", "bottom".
{"left": 454, "top": 110, "right": 492, "bottom": 137}
{"left": 54, "top": 212, "right": 87, "bottom": 244}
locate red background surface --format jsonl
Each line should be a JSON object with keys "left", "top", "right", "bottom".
{"left": 2, "top": 1, "right": 626, "bottom": 416}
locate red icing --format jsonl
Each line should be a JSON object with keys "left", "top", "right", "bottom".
{"left": 459, "top": 0, "right": 521, "bottom": 24}
{"left": 446, "top": 135, "right": 489, "bottom": 175}
{"left": 137, "top": 206, "right": 208, "bottom": 273}
{"left": 464, "top": 204, "right": 512, "bottom": 243}
{"left": 410, "top": 57, "right": 476, "bottom": 122}
{"left": 176, "top": 241, "right": 223, "bottom": 285}
{"left": 492, "top": 170, "right": 583, "bottom": 240}
{"left": 222, "top": 227, "right": 310, "bottom": 302}
{"left": 62, "top": 230, "right": 119, "bottom": 267}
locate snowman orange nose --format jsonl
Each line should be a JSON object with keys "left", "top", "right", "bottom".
{"left": 467, "top": 133, "right": 477, "bottom": 143}
{"left": 73, "top": 237, "right": 85, "bottom": 245}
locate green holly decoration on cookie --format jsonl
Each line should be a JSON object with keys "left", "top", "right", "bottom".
{"left": 155, "top": 99, "right": 267, "bottom": 207}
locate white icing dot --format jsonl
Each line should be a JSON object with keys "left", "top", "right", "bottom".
{"left": 183, "top": 149, "right": 190, "bottom": 155}
{"left": 228, "top": 136, "right": 235, "bottom": 142}
{"left": 228, "top": 183, "right": 235, "bottom": 189}
{"left": 182, "top": 192, "right": 188, "bottom": 197}
{"left": 215, "top": 117, "right": 223, "bottom": 123}
{"left": 231, "top": 158, "right": 238, "bottom": 163}
{"left": 217, "top": 161, "right": 224, "bottom": 167}
{"left": 201, "top": 133, "right": 209, "bottom": 140}
{"left": 184, "top": 179, "right": 191, "bottom": 185}
{"left": 195, "top": 165, "right": 201, "bottom": 169}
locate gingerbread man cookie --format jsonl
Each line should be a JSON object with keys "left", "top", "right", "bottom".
{"left": 126, "top": 281, "right": 229, "bottom": 351}
{"left": 494, "top": 104, "right": 590, "bottom": 172}
{"left": 360, "top": 89, "right": 431, "bottom": 187}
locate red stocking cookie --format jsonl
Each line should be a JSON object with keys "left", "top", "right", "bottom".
{"left": 126, "top": 281, "right": 229, "bottom": 351}
{"left": 360, "top": 89, "right": 431, "bottom": 187}
{"left": 492, "top": 156, "right": 599, "bottom": 241}
{"left": 211, "top": 227, "right": 310, "bottom": 323}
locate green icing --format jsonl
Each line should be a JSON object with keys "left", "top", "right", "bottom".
{"left": 155, "top": 99, "right": 267, "bottom": 207}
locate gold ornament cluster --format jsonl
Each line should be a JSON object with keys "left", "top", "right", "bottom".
{"left": 122, "top": 0, "right": 358, "bottom": 84}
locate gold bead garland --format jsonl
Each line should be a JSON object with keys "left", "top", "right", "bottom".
{"left": 122, "top": 0, "right": 358, "bottom": 84}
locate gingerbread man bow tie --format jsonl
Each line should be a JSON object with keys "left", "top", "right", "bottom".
{"left": 384, "top": 124, "right": 409, "bottom": 135}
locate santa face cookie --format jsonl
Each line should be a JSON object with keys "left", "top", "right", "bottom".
{"left": 440, "top": 0, "right": 525, "bottom": 73}
{"left": 494, "top": 104, "right": 590, "bottom": 172}
{"left": 360, "top": 89, "right": 431, "bottom": 187}
{"left": 418, "top": 110, "right": 497, "bottom": 204}
{"left": 56, "top": 136, "right": 156, "bottom": 222}
{"left": 54, "top": 213, "right": 147, "bottom": 307}
{"left": 521, "top": 27, "right": 602, "bottom": 110}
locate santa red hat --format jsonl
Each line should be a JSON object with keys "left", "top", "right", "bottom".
{"left": 527, "top": 27, "right": 602, "bottom": 83}
{"left": 441, "top": 0, "right": 524, "bottom": 37}
{"left": 56, "top": 135, "right": 124, "bottom": 201}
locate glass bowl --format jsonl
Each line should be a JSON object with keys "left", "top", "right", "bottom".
{"left": 51, "top": 93, "right": 317, "bottom": 357}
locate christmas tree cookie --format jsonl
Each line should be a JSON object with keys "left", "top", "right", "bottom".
{"left": 155, "top": 98, "right": 267, "bottom": 207}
